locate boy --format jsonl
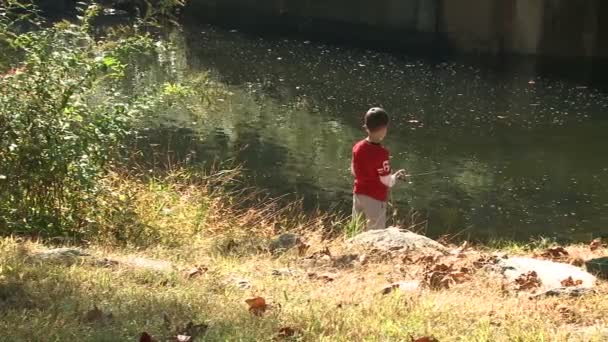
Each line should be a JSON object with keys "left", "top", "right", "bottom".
{"left": 351, "top": 107, "right": 406, "bottom": 230}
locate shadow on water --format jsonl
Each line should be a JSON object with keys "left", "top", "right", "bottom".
{"left": 134, "top": 23, "right": 608, "bottom": 242}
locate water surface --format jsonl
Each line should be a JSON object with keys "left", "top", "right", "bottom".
{"left": 140, "top": 26, "right": 608, "bottom": 242}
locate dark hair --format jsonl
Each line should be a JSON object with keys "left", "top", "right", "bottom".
{"left": 364, "top": 107, "right": 389, "bottom": 132}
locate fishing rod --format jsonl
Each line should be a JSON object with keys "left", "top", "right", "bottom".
{"left": 405, "top": 170, "right": 445, "bottom": 177}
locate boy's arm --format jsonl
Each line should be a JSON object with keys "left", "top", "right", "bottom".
{"left": 379, "top": 170, "right": 406, "bottom": 187}
{"left": 351, "top": 151, "right": 356, "bottom": 177}
{"left": 378, "top": 151, "right": 405, "bottom": 187}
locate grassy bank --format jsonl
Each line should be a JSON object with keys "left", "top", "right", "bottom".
{"left": 0, "top": 172, "right": 606, "bottom": 342}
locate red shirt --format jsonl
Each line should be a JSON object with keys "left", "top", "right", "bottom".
{"left": 352, "top": 139, "right": 391, "bottom": 202}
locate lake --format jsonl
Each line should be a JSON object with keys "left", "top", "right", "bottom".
{"left": 137, "top": 25, "right": 608, "bottom": 242}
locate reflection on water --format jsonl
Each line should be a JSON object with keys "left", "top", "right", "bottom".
{"left": 138, "top": 26, "right": 608, "bottom": 242}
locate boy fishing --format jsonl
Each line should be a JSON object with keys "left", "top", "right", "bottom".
{"left": 351, "top": 107, "right": 406, "bottom": 230}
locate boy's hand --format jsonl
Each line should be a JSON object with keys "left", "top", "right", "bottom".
{"left": 394, "top": 169, "right": 407, "bottom": 181}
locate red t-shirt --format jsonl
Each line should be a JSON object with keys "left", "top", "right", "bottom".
{"left": 352, "top": 139, "right": 391, "bottom": 202}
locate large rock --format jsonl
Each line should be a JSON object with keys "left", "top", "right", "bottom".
{"left": 348, "top": 228, "right": 448, "bottom": 254}
{"left": 586, "top": 257, "right": 608, "bottom": 279}
{"left": 498, "top": 257, "right": 596, "bottom": 292}
{"left": 33, "top": 248, "right": 90, "bottom": 264}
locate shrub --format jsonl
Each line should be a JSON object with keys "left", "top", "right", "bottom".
{"left": 0, "top": 1, "right": 188, "bottom": 236}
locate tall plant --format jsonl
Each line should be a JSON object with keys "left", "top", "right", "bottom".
{"left": 0, "top": 1, "right": 187, "bottom": 236}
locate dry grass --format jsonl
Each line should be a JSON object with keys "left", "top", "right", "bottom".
{"left": 0, "top": 173, "right": 607, "bottom": 341}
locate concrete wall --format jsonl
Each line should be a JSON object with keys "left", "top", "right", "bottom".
{"left": 33, "top": 0, "right": 608, "bottom": 57}
{"left": 184, "top": 0, "right": 608, "bottom": 58}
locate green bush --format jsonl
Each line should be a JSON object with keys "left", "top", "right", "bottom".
{"left": 0, "top": 1, "right": 188, "bottom": 236}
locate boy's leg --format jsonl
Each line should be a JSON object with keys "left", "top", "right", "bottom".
{"left": 354, "top": 194, "right": 387, "bottom": 230}
{"left": 352, "top": 194, "right": 365, "bottom": 227}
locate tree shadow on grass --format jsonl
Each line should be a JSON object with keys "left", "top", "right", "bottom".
{"left": 0, "top": 251, "right": 230, "bottom": 341}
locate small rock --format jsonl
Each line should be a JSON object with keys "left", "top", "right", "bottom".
{"left": 91, "top": 258, "right": 119, "bottom": 268}
{"left": 231, "top": 278, "right": 251, "bottom": 289}
{"left": 348, "top": 227, "right": 448, "bottom": 254}
{"left": 34, "top": 248, "right": 90, "bottom": 264}
{"left": 381, "top": 280, "right": 420, "bottom": 295}
{"left": 332, "top": 254, "right": 360, "bottom": 268}
{"left": 272, "top": 268, "right": 297, "bottom": 277}
{"left": 269, "top": 233, "right": 302, "bottom": 253}
{"left": 123, "top": 257, "right": 173, "bottom": 272}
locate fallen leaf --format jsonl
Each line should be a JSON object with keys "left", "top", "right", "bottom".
{"left": 450, "top": 241, "right": 470, "bottom": 257}
{"left": 233, "top": 278, "right": 251, "bottom": 289}
{"left": 245, "top": 297, "right": 267, "bottom": 316}
{"left": 307, "top": 246, "right": 332, "bottom": 259}
{"left": 415, "top": 255, "right": 441, "bottom": 264}
{"left": 175, "top": 321, "right": 208, "bottom": 340}
{"left": 540, "top": 247, "right": 569, "bottom": 260}
{"left": 275, "top": 327, "right": 300, "bottom": 339}
{"left": 422, "top": 263, "right": 469, "bottom": 290}
{"left": 555, "top": 304, "right": 579, "bottom": 323}
{"left": 297, "top": 241, "right": 310, "bottom": 256}
{"left": 163, "top": 312, "right": 172, "bottom": 329}
{"left": 568, "top": 257, "right": 585, "bottom": 267}
{"left": 590, "top": 238, "right": 602, "bottom": 251}
{"left": 560, "top": 276, "right": 583, "bottom": 287}
{"left": 411, "top": 336, "right": 439, "bottom": 342}
{"left": 308, "top": 272, "right": 336, "bottom": 282}
{"left": 514, "top": 271, "right": 542, "bottom": 291}
{"left": 139, "top": 332, "right": 156, "bottom": 342}
{"left": 83, "top": 305, "right": 105, "bottom": 323}
{"left": 185, "top": 266, "right": 207, "bottom": 279}
{"left": 473, "top": 255, "right": 499, "bottom": 268}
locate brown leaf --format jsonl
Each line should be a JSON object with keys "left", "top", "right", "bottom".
{"left": 450, "top": 241, "right": 470, "bottom": 257}
{"left": 514, "top": 271, "right": 542, "bottom": 290}
{"left": 411, "top": 336, "right": 439, "bottom": 342}
{"left": 449, "top": 271, "right": 468, "bottom": 283}
{"left": 422, "top": 263, "right": 464, "bottom": 290}
{"left": 306, "top": 246, "right": 332, "bottom": 260}
{"left": 308, "top": 272, "right": 336, "bottom": 282}
{"left": 83, "top": 305, "right": 105, "bottom": 323}
{"left": 139, "top": 332, "right": 156, "bottom": 342}
{"left": 297, "top": 241, "right": 310, "bottom": 256}
{"left": 569, "top": 257, "right": 585, "bottom": 267}
{"left": 245, "top": 297, "right": 267, "bottom": 316}
{"left": 415, "top": 255, "right": 441, "bottom": 264}
{"left": 186, "top": 266, "right": 207, "bottom": 279}
{"left": 560, "top": 276, "right": 583, "bottom": 287}
{"left": 382, "top": 283, "right": 400, "bottom": 295}
{"left": 590, "top": 238, "right": 602, "bottom": 251}
{"left": 275, "top": 327, "right": 300, "bottom": 339}
{"left": 176, "top": 321, "right": 208, "bottom": 340}
{"left": 540, "top": 247, "right": 569, "bottom": 260}
{"left": 473, "top": 255, "right": 499, "bottom": 268}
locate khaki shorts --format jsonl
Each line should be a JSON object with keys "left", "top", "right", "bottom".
{"left": 352, "top": 194, "right": 387, "bottom": 230}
